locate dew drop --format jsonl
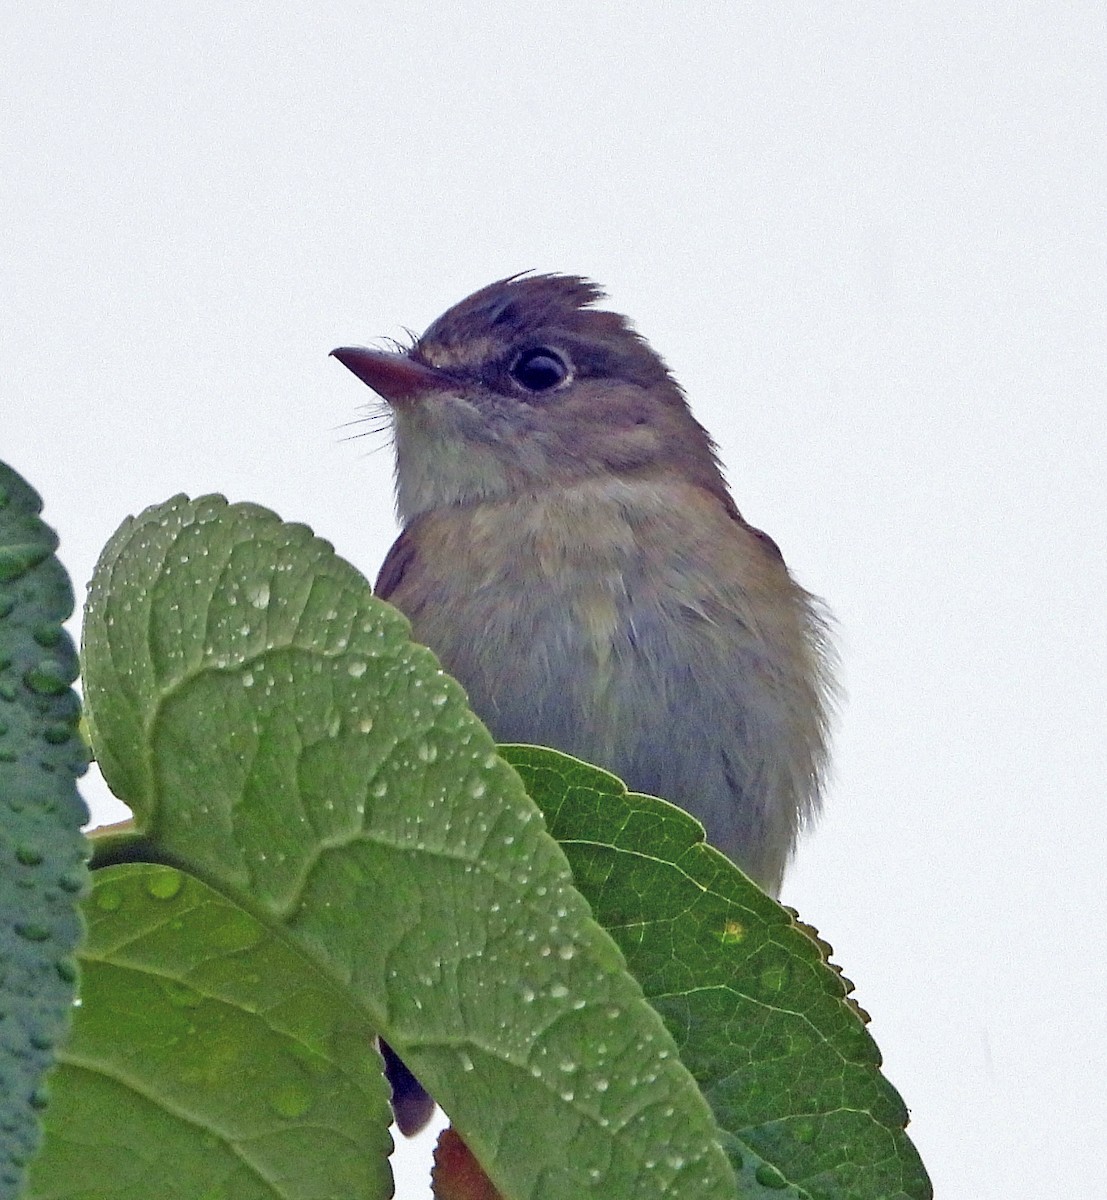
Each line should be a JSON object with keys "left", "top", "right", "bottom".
{"left": 146, "top": 869, "right": 184, "bottom": 901}
{"left": 247, "top": 582, "right": 271, "bottom": 609}
{"left": 754, "top": 1163, "right": 788, "bottom": 1189}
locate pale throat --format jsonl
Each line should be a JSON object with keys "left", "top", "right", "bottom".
{"left": 392, "top": 405, "right": 515, "bottom": 520}
{"left": 392, "top": 404, "right": 688, "bottom": 530}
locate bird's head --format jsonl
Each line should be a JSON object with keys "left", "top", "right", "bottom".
{"left": 333, "top": 273, "right": 733, "bottom": 521}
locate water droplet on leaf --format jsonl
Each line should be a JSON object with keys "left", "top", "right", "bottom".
{"left": 146, "top": 869, "right": 184, "bottom": 901}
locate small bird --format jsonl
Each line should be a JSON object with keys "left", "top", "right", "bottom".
{"left": 333, "top": 273, "right": 835, "bottom": 1132}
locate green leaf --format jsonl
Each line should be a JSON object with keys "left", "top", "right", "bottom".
{"left": 28, "top": 864, "right": 393, "bottom": 1200}
{"left": 502, "top": 746, "right": 933, "bottom": 1200}
{"left": 0, "top": 462, "right": 89, "bottom": 1200}
{"left": 71, "top": 494, "right": 736, "bottom": 1200}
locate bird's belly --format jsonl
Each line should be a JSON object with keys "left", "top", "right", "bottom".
{"left": 406, "top": 573, "right": 774, "bottom": 875}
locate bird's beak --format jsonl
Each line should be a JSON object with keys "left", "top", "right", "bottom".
{"left": 330, "top": 347, "right": 450, "bottom": 406}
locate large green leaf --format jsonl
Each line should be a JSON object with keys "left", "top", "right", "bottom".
{"left": 502, "top": 746, "right": 932, "bottom": 1200}
{"left": 0, "top": 462, "right": 89, "bottom": 1200}
{"left": 59, "top": 494, "right": 735, "bottom": 1200}
{"left": 30, "top": 863, "right": 393, "bottom": 1200}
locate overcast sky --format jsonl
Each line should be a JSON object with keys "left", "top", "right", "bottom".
{"left": 5, "top": 4, "right": 1105, "bottom": 1197}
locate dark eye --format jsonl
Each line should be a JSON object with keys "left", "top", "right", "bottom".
{"left": 510, "top": 347, "right": 570, "bottom": 393}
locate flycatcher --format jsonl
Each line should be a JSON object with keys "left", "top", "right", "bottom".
{"left": 333, "top": 274, "right": 836, "bottom": 1131}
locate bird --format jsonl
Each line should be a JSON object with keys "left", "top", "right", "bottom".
{"left": 332, "top": 272, "right": 835, "bottom": 1133}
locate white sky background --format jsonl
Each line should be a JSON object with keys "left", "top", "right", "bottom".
{"left": 4, "top": 3, "right": 1105, "bottom": 1196}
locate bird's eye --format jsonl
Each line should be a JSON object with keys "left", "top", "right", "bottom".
{"left": 510, "top": 347, "right": 570, "bottom": 393}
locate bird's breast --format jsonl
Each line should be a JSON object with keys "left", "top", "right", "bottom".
{"left": 381, "top": 474, "right": 830, "bottom": 891}
{"left": 386, "top": 475, "right": 801, "bottom": 742}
